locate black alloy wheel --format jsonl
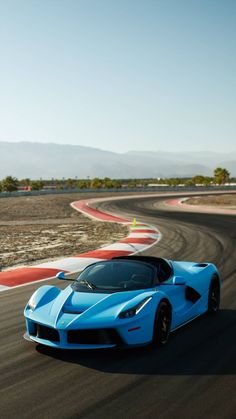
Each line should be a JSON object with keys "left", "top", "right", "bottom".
{"left": 208, "top": 275, "right": 220, "bottom": 313}
{"left": 153, "top": 301, "right": 172, "bottom": 347}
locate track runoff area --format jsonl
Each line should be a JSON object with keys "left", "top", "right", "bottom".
{"left": 0, "top": 196, "right": 161, "bottom": 292}
{"left": 0, "top": 192, "right": 235, "bottom": 419}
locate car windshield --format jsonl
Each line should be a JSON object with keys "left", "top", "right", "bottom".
{"left": 72, "top": 260, "right": 156, "bottom": 292}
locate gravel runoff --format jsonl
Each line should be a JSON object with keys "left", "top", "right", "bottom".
{"left": 0, "top": 193, "right": 128, "bottom": 271}
{"left": 185, "top": 194, "right": 236, "bottom": 209}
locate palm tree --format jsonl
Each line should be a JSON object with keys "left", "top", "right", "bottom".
{"left": 213, "top": 167, "right": 230, "bottom": 185}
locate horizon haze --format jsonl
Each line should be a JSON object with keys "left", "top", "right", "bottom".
{"left": 0, "top": 141, "right": 235, "bottom": 179}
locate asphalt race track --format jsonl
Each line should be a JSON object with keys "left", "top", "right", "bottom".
{"left": 1, "top": 195, "right": 236, "bottom": 419}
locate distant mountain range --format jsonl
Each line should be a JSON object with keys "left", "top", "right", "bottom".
{"left": 0, "top": 141, "right": 235, "bottom": 179}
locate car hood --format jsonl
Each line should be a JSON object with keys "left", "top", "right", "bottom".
{"left": 32, "top": 286, "right": 152, "bottom": 329}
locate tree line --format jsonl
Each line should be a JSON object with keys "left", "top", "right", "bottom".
{"left": 0, "top": 176, "right": 122, "bottom": 192}
{"left": 0, "top": 168, "right": 233, "bottom": 193}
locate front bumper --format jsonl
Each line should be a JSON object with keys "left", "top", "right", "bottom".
{"left": 24, "top": 322, "right": 123, "bottom": 349}
{"left": 24, "top": 332, "right": 118, "bottom": 349}
{"left": 24, "top": 309, "right": 155, "bottom": 349}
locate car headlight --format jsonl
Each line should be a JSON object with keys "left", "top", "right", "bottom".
{"left": 119, "top": 297, "right": 152, "bottom": 319}
{"left": 27, "top": 295, "right": 37, "bottom": 311}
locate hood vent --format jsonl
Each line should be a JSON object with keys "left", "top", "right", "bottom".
{"left": 62, "top": 307, "right": 83, "bottom": 315}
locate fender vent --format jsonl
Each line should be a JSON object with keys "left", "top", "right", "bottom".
{"left": 193, "top": 263, "right": 208, "bottom": 268}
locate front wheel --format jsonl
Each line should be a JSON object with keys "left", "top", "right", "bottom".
{"left": 153, "top": 301, "right": 172, "bottom": 347}
{"left": 208, "top": 275, "right": 220, "bottom": 313}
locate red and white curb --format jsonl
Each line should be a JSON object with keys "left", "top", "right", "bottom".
{"left": 70, "top": 199, "right": 128, "bottom": 223}
{"left": 0, "top": 198, "right": 161, "bottom": 292}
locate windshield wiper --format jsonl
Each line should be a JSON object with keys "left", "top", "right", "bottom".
{"left": 79, "top": 279, "right": 97, "bottom": 290}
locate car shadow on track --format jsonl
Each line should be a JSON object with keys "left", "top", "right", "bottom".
{"left": 36, "top": 309, "right": 236, "bottom": 375}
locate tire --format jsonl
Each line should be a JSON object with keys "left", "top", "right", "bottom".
{"left": 153, "top": 300, "right": 172, "bottom": 347}
{"left": 208, "top": 274, "right": 220, "bottom": 313}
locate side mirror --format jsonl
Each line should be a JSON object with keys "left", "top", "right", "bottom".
{"left": 173, "top": 276, "right": 186, "bottom": 285}
{"left": 56, "top": 271, "right": 65, "bottom": 280}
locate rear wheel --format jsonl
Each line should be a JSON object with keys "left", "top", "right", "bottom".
{"left": 153, "top": 301, "right": 172, "bottom": 347}
{"left": 208, "top": 275, "right": 220, "bottom": 313}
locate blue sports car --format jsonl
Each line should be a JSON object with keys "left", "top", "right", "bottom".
{"left": 24, "top": 256, "right": 221, "bottom": 349}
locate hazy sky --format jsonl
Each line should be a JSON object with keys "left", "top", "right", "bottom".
{"left": 0, "top": 0, "right": 235, "bottom": 153}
